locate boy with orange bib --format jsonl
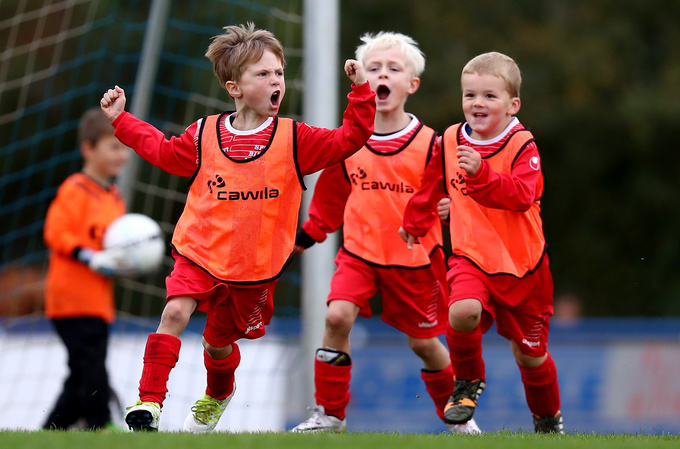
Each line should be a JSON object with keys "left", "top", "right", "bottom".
{"left": 43, "top": 108, "right": 130, "bottom": 430}
{"left": 399, "top": 52, "right": 563, "bottom": 433}
{"left": 99, "top": 23, "right": 375, "bottom": 432}
{"left": 290, "top": 32, "right": 479, "bottom": 434}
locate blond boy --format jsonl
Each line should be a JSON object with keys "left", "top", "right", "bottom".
{"left": 290, "top": 32, "right": 479, "bottom": 434}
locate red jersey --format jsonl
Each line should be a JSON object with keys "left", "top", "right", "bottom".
{"left": 172, "top": 116, "right": 303, "bottom": 283}
{"left": 111, "top": 82, "right": 375, "bottom": 285}
{"left": 302, "top": 115, "right": 443, "bottom": 268}
{"left": 402, "top": 118, "right": 542, "bottom": 239}
{"left": 443, "top": 123, "right": 545, "bottom": 276}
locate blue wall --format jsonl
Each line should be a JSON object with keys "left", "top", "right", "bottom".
{"left": 283, "top": 318, "right": 680, "bottom": 434}
{"left": 8, "top": 315, "right": 678, "bottom": 434}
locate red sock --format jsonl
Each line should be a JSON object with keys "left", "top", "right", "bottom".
{"left": 139, "top": 333, "right": 181, "bottom": 406}
{"left": 421, "top": 364, "right": 454, "bottom": 421}
{"left": 205, "top": 343, "right": 240, "bottom": 400}
{"left": 445, "top": 325, "right": 485, "bottom": 380}
{"left": 314, "top": 357, "right": 351, "bottom": 420}
{"left": 519, "top": 352, "right": 561, "bottom": 417}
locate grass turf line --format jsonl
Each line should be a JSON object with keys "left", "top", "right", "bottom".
{"left": 1, "top": 431, "right": 679, "bottom": 449}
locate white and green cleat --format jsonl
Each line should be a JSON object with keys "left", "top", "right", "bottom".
{"left": 125, "top": 401, "right": 161, "bottom": 432}
{"left": 183, "top": 384, "right": 236, "bottom": 433}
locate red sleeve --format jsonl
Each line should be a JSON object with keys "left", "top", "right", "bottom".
{"left": 465, "top": 141, "right": 541, "bottom": 211}
{"left": 112, "top": 112, "right": 198, "bottom": 177}
{"left": 302, "top": 163, "right": 351, "bottom": 242}
{"left": 297, "top": 82, "right": 375, "bottom": 175}
{"left": 402, "top": 137, "right": 447, "bottom": 237}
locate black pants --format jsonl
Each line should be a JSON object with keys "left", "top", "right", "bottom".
{"left": 43, "top": 317, "right": 111, "bottom": 430}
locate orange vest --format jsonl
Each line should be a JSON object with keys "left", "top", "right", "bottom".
{"left": 343, "top": 124, "right": 443, "bottom": 267}
{"left": 443, "top": 123, "right": 545, "bottom": 277}
{"left": 172, "top": 115, "right": 304, "bottom": 284}
{"left": 44, "top": 173, "right": 126, "bottom": 322}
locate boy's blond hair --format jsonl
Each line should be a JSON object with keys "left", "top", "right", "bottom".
{"left": 78, "top": 107, "right": 113, "bottom": 145}
{"left": 205, "top": 22, "right": 285, "bottom": 86}
{"left": 462, "top": 52, "right": 521, "bottom": 98}
{"left": 355, "top": 31, "right": 425, "bottom": 78}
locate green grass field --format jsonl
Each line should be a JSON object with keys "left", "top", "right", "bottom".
{"left": 1, "top": 431, "right": 678, "bottom": 449}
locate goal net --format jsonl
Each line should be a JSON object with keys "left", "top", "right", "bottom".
{"left": 0, "top": 0, "right": 306, "bottom": 431}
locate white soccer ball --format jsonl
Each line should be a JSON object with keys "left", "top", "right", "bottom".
{"left": 103, "top": 213, "right": 165, "bottom": 277}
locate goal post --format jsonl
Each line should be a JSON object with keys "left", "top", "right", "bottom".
{"left": 299, "top": 0, "right": 340, "bottom": 413}
{"left": 117, "top": 0, "right": 172, "bottom": 204}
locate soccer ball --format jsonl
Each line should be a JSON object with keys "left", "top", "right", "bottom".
{"left": 103, "top": 213, "right": 165, "bottom": 277}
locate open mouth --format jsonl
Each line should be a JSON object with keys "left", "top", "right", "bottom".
{"left": 270, "top": 91, "right": 280, "bottom": 108}
{"left": 376, "top": 85, "right": 390, "bottom": 100}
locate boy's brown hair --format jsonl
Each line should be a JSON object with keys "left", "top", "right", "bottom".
{"left": 462, "top": 52, "right": 522, "bottom": 98}
{"left": 205, "top": 22, "right": 285, "bottom": 87}
{"left": 78, "top": 107, "right": 114, "bottom": 145}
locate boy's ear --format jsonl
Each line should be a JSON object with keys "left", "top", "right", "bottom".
{"left": 80, "top": 140, "right": 94, "bottom": 160}
{"left": 508, "top": 97, "right": 521, "bottom": 116}
{"left": 225, "top": 80, "right": 241, "bottom": 98}
{"left": 407, "top": 77, "right": 421, "bottom": 95}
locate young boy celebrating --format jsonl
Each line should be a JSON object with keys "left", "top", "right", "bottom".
{"left": 399, "top": 52, "right": 563, "bottom": 433}
{"left": 99, "top": 23, "right": 375, "bottom": 432}
{"left": 43, "top": 107, "right": 130, "bottom": 430}
{"left": 290, "top": 32, "right": 479, "bottom": 434}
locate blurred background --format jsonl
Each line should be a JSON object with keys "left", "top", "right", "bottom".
{"left": 1, "top": 0, "right": 679, "bottom": 435}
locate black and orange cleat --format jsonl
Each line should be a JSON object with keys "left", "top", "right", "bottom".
{"left": 443, "top": 379, "right": 486, "bottom": 424}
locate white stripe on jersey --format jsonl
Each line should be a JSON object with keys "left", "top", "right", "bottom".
{"left": 219, "top": 114, "right": 275, "bottom": 160}
{"left": 368, "top": 114, "right": 420, "bottom": 154}
{"left": 461, "top": 117, "right": 523, "bottom": 157}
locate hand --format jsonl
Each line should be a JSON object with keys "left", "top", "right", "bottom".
{"left": 344, "top": 59, "right": 367, "bottom": 86}
{"left": 100, "top": 85, "right": 127, "bottom": 122}
{"left": 437, "top": 197, "right": 451, "bottom": 222}
{"left": 457, "top": 145, "right": 482, "bottom": 176}
{"left": 398, "top": 226, "right": 420, "bottom": 250}
{"left": 294, "top": 229, "right": 316, "bottom": 255}
{"left": 88, "top": 247, "right": 131, "bottom": 278}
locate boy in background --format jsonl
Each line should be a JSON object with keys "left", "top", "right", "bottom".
{"left": 100, "top": 22, "right": 375, "bottom": 432}
{"left": 291, "top": 32, "right": 479, "bottom": 434}
{"left": 400, "top": 52, "right": 563, "bottom": 433}
{"left": 43, "top": 107, "right": 130, "bottom": 430}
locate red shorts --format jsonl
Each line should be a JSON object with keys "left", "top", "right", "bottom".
{"left": 447, "top": 255, "right": 554, "bottom": 357}
{"left": 166, "top": 250, "right": 276, "bottom": 347}
{"left": 328, "top": 247, "right": 448, "bottom": 339}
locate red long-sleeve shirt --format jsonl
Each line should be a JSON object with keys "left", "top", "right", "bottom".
{"left": 302, "top": 162, "right": 349, "bottom": 242}
{"left": 111, "top": 82, "right": 376, "bottom": 177}
{"left": 403, "top": 119, "right": 541, "bottom": 237}
{"left": 302, "top": 117, "right": 425, "bottom": 243}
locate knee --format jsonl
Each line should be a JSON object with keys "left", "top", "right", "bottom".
{"left": 448, "top": 299, "right": 482, "bottom": 332}
{"left": 161, "top": 300, "right": 192, "bottom": 326}
{"left": 203, "top": 338, "right": 233, "bottom": 359}
{"left": 325, "top": 306, "right": 355, "bottom": 335}
{"left": 407, "top": 337, "right": 439, "bottom": 359}
{"left": 510, "top": 340, "right": 546, "bottom": 368}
